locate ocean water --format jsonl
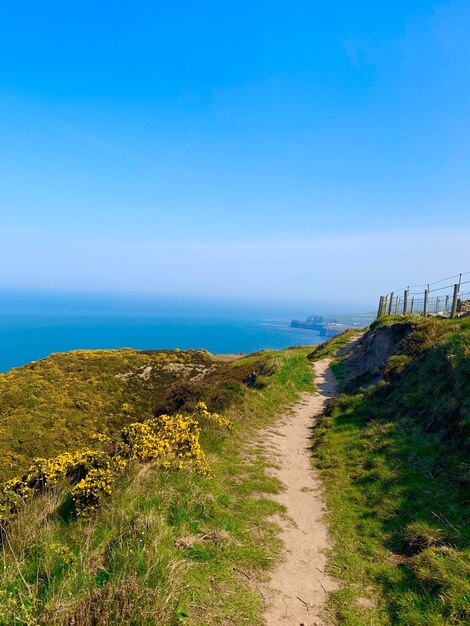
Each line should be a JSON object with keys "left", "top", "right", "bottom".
{"left": 0, "top": 313, "right": 325, "bottom": 373}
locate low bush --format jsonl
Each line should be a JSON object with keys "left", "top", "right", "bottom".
{"left": 0, "top": 405, "right": 232, "bottom": 523}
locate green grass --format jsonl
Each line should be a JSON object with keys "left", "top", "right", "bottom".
{"left": 308, "top": 328, "right": 362, "bottom": 361}
{"left": 311, "top": 316, "right": 470, "bottom": 625}
{"left": 0, "top": 345, "right": 315, "bottom": 625}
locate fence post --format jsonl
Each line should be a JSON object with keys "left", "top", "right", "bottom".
{"left": 451, "top": 283, "right": 459, "bottom": 319}
{"left": 445, "top": 294, "right": 450, "bottom": 314}
{"left": 435, "top": 297, "right": 440, "bottom": 314}
{"left": 377, "top": 296, "right": 384, "bottom": 318}
{"left": 403, "top": 289, "right": 409, "bottom": 315}
{"left": 410, "top": 296, "right": 415, "bottom": 314}
{"left": 383, "top": 294, "right": 389, "bottom": 316}
{"left": 388, "top": 292, "right": 394, "bottom": 316}
{"left": 395, "top": 295, "right": 400, "bottom": 315}
{"left": 423, "top": 289, "right": 429, "bottom": 317}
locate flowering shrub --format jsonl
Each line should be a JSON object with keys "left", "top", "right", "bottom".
{"left": 90, "top": 432, "right": 112, "bottom": 446}
{"left": 194, "top": 402, "right": 233, "bottom": 429}
{"left": 71, "top": 456, "right": 128, "bottom": 516}
{"left": 71, "top": 467, "right": 115, "bottom": 516}
{"left": 0, "top": 346, "right": 214, "bottom": 484}
{"left": 0, "top": 450, "right": 119, "bottom": 523}
{"left": 0, "top": 478, "right": 32, "bottom": 524}
{"left": 49, "top": 542, "right": 76, "bottom": 565}
{"left": 25, "top": 450, "right": 104, "bottom": 487}
{"left": 0, "top": 405, "right": 231, "bottom": 522}
{"left": 121, "top": 413, "right": 210, "bottom": 475}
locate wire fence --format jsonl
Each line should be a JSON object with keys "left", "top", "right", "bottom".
{"left": 377, "top": 272, "right": 470, "bottom": 319}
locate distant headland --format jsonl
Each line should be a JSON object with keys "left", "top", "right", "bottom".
{"left": 290, "top": 313, "right": 373, "bottom": 336}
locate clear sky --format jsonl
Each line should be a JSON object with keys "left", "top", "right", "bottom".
{"left": 1, "top": 1, "right": 469, "bottom": 310}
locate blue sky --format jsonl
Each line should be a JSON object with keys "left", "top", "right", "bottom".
{"left": 1, "top": 1, "right": 469, "bottom": 309}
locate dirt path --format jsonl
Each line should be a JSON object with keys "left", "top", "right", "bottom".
{"left": 262, "top": 359, "right": 338, "bottom": 626}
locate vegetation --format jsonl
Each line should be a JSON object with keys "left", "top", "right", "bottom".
{"left": 0, "top": 403, "right": 230, "bottom": 523}
{"left": 310, "top": 316, "right": 470, "bottom": 625}
{"left": 0, "top": 348, "right": 215, "bottom": 482}
{"left": 307, "top": 328, "right": 362, "bottom": 361}
{"left": 0, "top": 345, "right": 314, "bottom": 625}
{"left": 5, "top": 313, "right": 468, "bottom": 625}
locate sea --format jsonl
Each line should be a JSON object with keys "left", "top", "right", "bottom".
{"left": 0, "top": 292, "right": 330, "bottom": 373}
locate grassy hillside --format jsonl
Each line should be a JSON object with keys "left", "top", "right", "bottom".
{"left": 310, "top": 316, "right": 470, "bottom": 625}
{"left": 0, "top": 345, "right": 314, "bottom": 625}
{"left": 4, "top": 316, "right": 468, "bottom": 625}
{"left": 0, "top": 348, "right": 217, "bottom": 482}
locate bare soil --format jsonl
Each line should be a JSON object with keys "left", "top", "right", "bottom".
{"left": 262, "top": 359, "right": 338, "bottom": 626}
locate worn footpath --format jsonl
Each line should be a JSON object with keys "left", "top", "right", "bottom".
{"left": 262, "top": 359, "right": 338, "bottom": 626}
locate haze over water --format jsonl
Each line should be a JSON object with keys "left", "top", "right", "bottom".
{"left": 0, "top": 291, "right": 334, "bottom": 373}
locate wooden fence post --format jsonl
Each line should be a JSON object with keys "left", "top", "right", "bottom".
{"left": 451, "top": 284, "right": 459, "bottom": 319}
{"left": 388, "top": 292, "right": 394, "bottom": 316}
{"left": 383, "top": 295, "right": 389, "bottom": 316}
{"left": 410, "top": 296, "right": 415, "bottom": 314}
{"left": 377, "top": 296, "right": 384, "bottom": 318}
{"left": 395, "top": 295, "right": 400, "bottom": 315}
{"left": 403, "top": 289, "right": 409, "bottom": 315}
{"left": 435, "top": 297, "right": 440, "bottom": 314}
{"left": 423, "top": 289, "right": 429, "bottom": 317}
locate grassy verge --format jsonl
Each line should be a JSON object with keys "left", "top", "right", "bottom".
{"left": 310, "top": 317, "right": 470, "bottom": 625}
{"left": 0, "top": 347, "right": 314, "bottom": 625}
{"left": 307, "top": 329, "right": 362, "bottom": 361}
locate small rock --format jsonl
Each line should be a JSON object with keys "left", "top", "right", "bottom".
{"left": 137, "top": 365, "right": 153, "bottom": 380}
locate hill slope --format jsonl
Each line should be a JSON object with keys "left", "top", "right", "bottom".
{"left": 310, "top": 316, "right": 470, "bottom": 625}
{"left": 2, "top": 316, "right": 470, "bottom": 625}
{"left": 0, "top": 345, "right": 314, "bottom": 625}
{"left": 0, "top": 348, "right": 217, "bottom": 482}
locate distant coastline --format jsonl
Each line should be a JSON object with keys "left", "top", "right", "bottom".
{"left": 0, "top": 314, "right": 325, "bottom": 374}
{"left": 290, "top": 313, "right": 374, "bottom": 337}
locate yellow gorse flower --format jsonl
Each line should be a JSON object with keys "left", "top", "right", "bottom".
{"left": 121, "top": 412, "right": 211, "bottom": 475}
{"left": 71, "top": 467, "right": 115, "bottom": 516}
{"left": 194, "top": 402, "right": 233, "bottom": 429}
{"left": 0, "top": 405, "right": 231, "bottom": 522}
